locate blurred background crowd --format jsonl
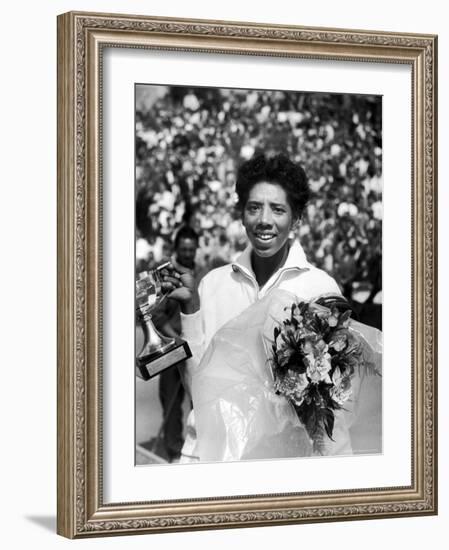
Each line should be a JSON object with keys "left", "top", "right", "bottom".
{"left": 135, "top": 84, "right": 382, "bottom": 321}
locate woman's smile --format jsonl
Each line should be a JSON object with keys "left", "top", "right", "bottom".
{"left": 255, "top": 232, "right": 276, "bottom": 242}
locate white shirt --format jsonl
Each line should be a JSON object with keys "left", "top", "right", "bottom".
{"left": 181, "top": 239, "right": 341, "bottom": 366}
{"left": 179, "top": 239, "right": 344, "bottom": 461}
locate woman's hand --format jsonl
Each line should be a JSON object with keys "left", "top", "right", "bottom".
{"left": 159, "top": 264, "right": 199, "bottom": 314}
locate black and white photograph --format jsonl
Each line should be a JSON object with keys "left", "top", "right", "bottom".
{"left": 134, "top": 84, "right": 383, "bottom": 465}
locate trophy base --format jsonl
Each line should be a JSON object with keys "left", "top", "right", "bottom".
{"left": 136, "top": 339, "right": 192, "bottom": 380}
{"left": 139, "top": 337, "right": 176, "bottom": 358}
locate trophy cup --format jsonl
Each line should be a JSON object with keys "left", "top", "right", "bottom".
{"left": 135, "top": 268, "right": 191, "bottom": 380}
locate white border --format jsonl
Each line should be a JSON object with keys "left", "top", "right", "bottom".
{"left": 103, "top": 47, "right": 411, "bottom": 503}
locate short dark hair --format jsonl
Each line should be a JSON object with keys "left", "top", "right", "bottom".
{"left": 174, "top": 225, "right": 199, "bottom": 249}
{"left": 235, "top": 153, "right": 310, "bottom": 219}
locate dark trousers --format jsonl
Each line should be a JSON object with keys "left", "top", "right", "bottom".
{"left": 158, "top": 364, "right": 185, "bottom": 459}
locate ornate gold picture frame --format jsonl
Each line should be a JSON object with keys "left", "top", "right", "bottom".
{"left": 57, "top": 11, "right": 437, "bottom": 538}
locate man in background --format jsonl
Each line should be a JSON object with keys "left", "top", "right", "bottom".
{"left": 153, "top": 226, "right": 200, "bottom": 461}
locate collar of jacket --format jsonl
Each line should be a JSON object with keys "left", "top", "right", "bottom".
{"left": 230, "top": 239, "right": 311, "bottom": 282}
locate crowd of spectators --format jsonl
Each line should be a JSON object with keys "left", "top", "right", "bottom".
{"left": 135, "top": 85, "right": 382, "bottom": 304}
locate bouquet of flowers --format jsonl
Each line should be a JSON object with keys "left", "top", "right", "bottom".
{"left": 270, "top": 297, "right": 380, "bottom": 454}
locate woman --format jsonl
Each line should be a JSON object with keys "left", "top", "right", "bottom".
{"left": 164, "top": 153, "right": 381, "bottom": 462}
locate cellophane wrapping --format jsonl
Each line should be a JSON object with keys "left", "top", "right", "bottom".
{"left": 189, "top": 289, "right": 382, "bottom": 462}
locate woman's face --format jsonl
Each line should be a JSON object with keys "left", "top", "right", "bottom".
{"left": 242, "top": 182, "right": 295, "bottom": 258}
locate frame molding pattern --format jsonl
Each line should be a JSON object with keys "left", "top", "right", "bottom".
{"left": 57, "top": 11, "right": 437, "bottom": 538}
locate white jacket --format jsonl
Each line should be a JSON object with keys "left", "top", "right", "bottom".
{"left": 179, "top": 239, "right": 344, "bottom": 462}
{"left": 181, "top": 238, "right": 341, "bottom": 366}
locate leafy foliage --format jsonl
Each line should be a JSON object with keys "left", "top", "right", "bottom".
{"left": 271, "top": 297, "right": 380, "bottom": 454}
